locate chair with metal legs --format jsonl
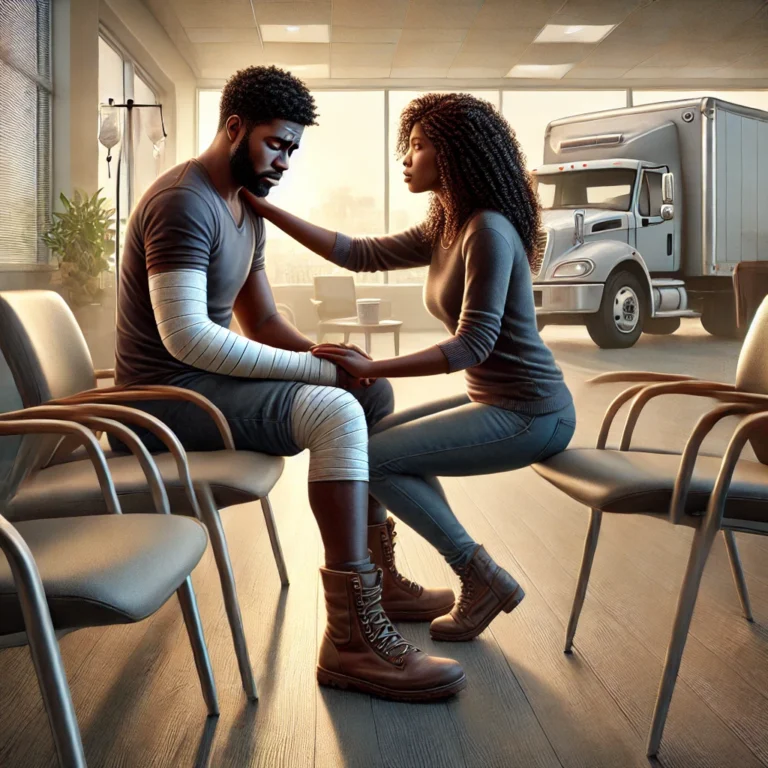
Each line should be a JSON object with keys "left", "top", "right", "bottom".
{"left": 0, "top": 290, "right": 289, "bottom": 702}
{"left": 532, "top": 298, "right": 768, "bottom": 756}
{"left": 0, "top": 414, "right": 217, "bottom": 767}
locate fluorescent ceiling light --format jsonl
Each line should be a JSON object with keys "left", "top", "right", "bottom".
{"left": 505, "top": 63, "right": 575, "bottom": 79}
{"left": 273, "top": 62, "right": 330, "bottom": 78}
{"left": 260, "top": 24, "right": 330, "bottom": 43}
{"left": 534, "top": 24, "right": 616, "bottom": 43}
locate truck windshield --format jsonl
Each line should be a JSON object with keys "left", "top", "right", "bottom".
{"left": 534, "top": 168, "right": 637, "bottom": 212}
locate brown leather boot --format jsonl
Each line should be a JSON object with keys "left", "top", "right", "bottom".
{"left": 430, "top": 545, "right": 524, "bottom": 642}
{"left": 317, "top": 567, "right": 466, "bottom": 701}
{"left": 368, "top": 517, "right": 455, "bottom": 622}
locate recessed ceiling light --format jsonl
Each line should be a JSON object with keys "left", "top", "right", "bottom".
{"left": 260, "top": 24, "right": 330, "bottom": 43}
{"left": 273, "top": 62, "right": 330, "bottom": 79}
{"left": 534, "top": 24, "right": 616, "bottom": 44}
{"left": 505, "top": 63, "right": 575, "bottom": 79}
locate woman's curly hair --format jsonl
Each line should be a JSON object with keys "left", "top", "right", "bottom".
{"left": 396, "top": 93, "right": 541, "bottom": 266}
{"left": 218, "top": 65, "right": 318, "bottom": 130}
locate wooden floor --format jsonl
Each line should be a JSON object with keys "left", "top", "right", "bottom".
{"left": 1, "top": 321, "right": 767, "bottom": 767}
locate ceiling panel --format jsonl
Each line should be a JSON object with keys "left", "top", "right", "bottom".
{"left": 565, "top": 65, "right": 635, "bottom": 79}
{"left": 461, "top": 28, "right": 540, "bottom": 47}
{"left": 390, "top": 66, "right": 452, "bottom": 78}
{"left": 186, "top": 28, "right": 261, "bottom": 43}
{"left": 331, "top": 0, "right": 409, "bottom": 29}
{"left": 403, "top": 4, "right": 481, "bottom": 29}
{"left": 253, "top": 2, "right": 331, "bottom": 25}
{"left": 331, "top": 27, "right": 402, "bottom": 44}
{"left": 330, "top": 43, "right": 396, "bottom": 68}
{"left": 516, "top": 44, "right": 596, "bottom": 66}
{"left": 471, "top": 0, "right": 562, "bottom": 29}
{"left": 451, "top": 42, "right": 529, "bottom": 69}
{"left": 170, "top": 0, "right": 254, "bottom": 28}
{"left": 550, "top": 0, "right": 639, "bottom": 25}
{"left": 393, "top": 41, "right": 464, "bottom": 68}
{"left": 398, "top": 28, "right": 467, "bottom": 44}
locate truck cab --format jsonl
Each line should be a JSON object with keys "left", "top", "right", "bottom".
{"left": 530, "top": 97, "right": 766, "bottom": 348}
{"left": 531, "top": 158, "right": 682, "bottom": 347}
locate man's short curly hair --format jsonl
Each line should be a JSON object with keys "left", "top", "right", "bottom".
{"left": 218, "top": 65, "right": 318, "bottom": 131}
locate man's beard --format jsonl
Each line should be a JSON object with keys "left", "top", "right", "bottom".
{"left": 230, "top": 133, "right": 276, "bottom": 197}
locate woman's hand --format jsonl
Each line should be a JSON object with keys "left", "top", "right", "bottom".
{"left": 240, "top": 188, "right": 271, "bottom": 215}
{"left": 312, "top": 344, "right": 377, "bottom": 380}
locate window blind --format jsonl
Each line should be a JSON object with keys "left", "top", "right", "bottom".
{"left": 0, "top": 0, "right": 51, "bottom": 264}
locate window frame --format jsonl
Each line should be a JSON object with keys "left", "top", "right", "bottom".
{"left": 0, "top": 0, "right": 53, "bottom": 266}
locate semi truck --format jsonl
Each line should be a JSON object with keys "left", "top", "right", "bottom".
{"left": 531, "top": 97, "right": 768, "bottom": 348}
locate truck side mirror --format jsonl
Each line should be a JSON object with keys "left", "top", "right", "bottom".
{"left": 662, "top": 172, "right": 675, "bottom": 205}
{"left": 573, "top": 210, "right": 585, "bottom": 247}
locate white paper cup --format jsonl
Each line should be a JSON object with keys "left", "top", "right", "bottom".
{"left": 356, "top": 298, "right": 381, "bottom": 324}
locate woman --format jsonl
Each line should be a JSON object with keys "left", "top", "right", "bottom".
{"left": 244, "top": 92, "right": 575, "bottom": 642}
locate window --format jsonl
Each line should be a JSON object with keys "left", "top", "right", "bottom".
{"left": 534, "top": 168, "right": 636, "bottom": 212}
{"left": 199, "top": 90, "right": 387, "bottom": 285}
{"left": 0, "top": 0, "right": 51, "bottom": 264}
{"left": 501, "top": 91, "right": 629, "bottom": 172}
{"left": 638, "top": 171, "right": 663, "bottom": 218}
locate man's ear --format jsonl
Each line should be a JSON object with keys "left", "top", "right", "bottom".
{"left": 225, "top": 115, "right": 243, "bottom": 143}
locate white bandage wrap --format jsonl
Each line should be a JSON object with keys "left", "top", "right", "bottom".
{"left": 291, "top": 385, "right": 368, "bottom": 482}
{"left": 149, "top": 269, "right": 337, "bottom": 385}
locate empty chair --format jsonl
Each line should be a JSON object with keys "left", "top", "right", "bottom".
{"left": 312, "top": 275, "right": 401, "bottom": 355}
{"left": 0, "top": 352, "right": 216, "bottom": 766}
{"left": 0, "top": 290, "right": 287, "bottom": 701}
{"left": 532, "top": 297, "right": 768, "bottom": 756}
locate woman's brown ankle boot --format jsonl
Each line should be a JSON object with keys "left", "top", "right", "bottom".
{"left": 368, "top": 517, "right": 455, "bottom": 622}
{"left": 430, "top": 545, "right": 525, "bottom": 642}
{"left": 317, "top": 566, "right": 466, "bottom": 701}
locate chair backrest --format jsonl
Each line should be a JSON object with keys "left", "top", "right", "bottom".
{"left": 313, "top": 275, "right": 357, "bottom": 320}
{"left": 733, "top": 261, "right": 768, "bottom": 329}
{"left": 0, "top": 344, "right": 48, "bottom": 506}
{"left": 0, "top": 291, "right": 97, "bottom": 470}
{"left": 735, "top": 296, "right": 768, "bottom": 463}
{"left": 0, "top": 291, "right": 96, "bottom": 404}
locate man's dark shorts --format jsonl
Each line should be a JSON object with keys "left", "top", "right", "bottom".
{"left": 109, "top": 372, "right": 395, "bottom": 457}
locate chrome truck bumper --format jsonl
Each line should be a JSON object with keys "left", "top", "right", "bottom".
{"left": 533, "top": 283, "right": 603, "bottom": 314}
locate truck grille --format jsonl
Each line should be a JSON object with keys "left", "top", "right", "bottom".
{"left": 531, "top": 230, "right": 549, "bottom": 277}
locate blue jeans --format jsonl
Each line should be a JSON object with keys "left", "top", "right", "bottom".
{"left": 368, "top": 395, "right": 576, "bottom": 567}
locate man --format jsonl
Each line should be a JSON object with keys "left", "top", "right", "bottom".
{"left": 113, "top": 66, "right": 465, "bottom": 702}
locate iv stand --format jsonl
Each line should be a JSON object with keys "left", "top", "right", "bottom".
{"left": 104, "top": 98, "right": 167, "bottom": 298}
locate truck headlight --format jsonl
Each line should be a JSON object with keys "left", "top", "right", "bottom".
{"left": 552, "top": 260, "right": 594, "bottom": 278}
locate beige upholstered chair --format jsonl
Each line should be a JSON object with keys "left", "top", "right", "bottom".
{"left": 533, "top": 297, "right": 768, "bottom": 757}
{"left": 0, "top": 290, "right": 288, "bottom": 702}
{"left": 0, "top": 346, "right": 216, "bottom": 767}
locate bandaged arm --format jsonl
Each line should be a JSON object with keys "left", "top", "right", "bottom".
{"left": 143, "top": 186, "right": 336, "bottom": 385}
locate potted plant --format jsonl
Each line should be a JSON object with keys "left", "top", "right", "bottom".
{"left": 42, "top": 190, "right": 115, "bottom": 306}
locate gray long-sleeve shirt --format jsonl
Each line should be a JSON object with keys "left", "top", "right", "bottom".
{"left": 331, "top": 210, "right": 572, "bottom": 415}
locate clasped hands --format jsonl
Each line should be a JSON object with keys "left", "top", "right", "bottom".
{"left": 310, "top": 342, "right": 377, "bottom": 390}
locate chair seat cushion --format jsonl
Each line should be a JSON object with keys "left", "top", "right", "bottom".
{"left": 0, "top": 515, "right": 208, "bottom": 635}
{"left": 7, "top": 450, "right": 285, "bottom": 521}
{"left": 533, "top": 448, "right": 768, "bottom": 522}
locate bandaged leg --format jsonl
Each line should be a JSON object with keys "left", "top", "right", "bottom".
{"left": 291, "top": 385, "right": 370, "bottom": 569}
{"left": 290, "top": 385, "right": 369, "bottom": 483}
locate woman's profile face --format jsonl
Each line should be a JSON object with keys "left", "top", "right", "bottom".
{"left": 402, "top": 122, "right": 441, "bottom": 195}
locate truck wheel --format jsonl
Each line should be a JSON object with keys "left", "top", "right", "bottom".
{"left": 586, "top": 270, "right": 645, "bottom": 349}
{"left": 643, "top": 317, "right": 681, "bottom": 335}
{"left": 701, "top": 293, "right": 744, "bottom": 339}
